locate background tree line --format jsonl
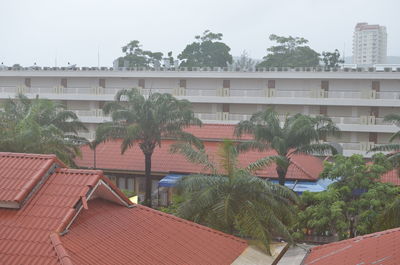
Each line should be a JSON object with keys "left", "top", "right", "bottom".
{"left": 116, "top": 30, "right": 344, "bottom": 69}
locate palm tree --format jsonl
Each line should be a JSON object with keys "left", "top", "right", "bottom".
{"left": 235, "top": 108, "right": 339, "bottom": 185}
{"left": 371, "top": 114, "right": 400, "bottom": 161}
{"left": 171, "top": 140, "right": 298, "bottom": 253}
{"left": 0, "top": 94, "right": 87, "bottom": 165}
{"left": 377, "top": 197, "right": 400, "bottom": 230}
{"left": 96, "top": 88, "right": 202, "bottom": 207}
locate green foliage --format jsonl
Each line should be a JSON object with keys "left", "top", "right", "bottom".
{"left": 235, "top": 108, "right": 340, "bottom": 185}
{"left": 96, "top": 88, "right": 202, "bottom": 207}
{"left": 121, "top": 189, "right": 136, "bottom": 198}
{"left": 178, "top": 30, "right": 233, "bottom": 68}
{"left": 231, "top": 50, "right": 256, "bottom": 71}
{"left": 321, "top": 49, "right": 344, "bottom": 68}
{"left": 172, "top": 140, "right": 298, "bottom": 253}
{"left": 0, "top": 94, "right": 87, "bottom": 166}
{"left": 257, "top": 34, "right": 320, "bottom": 68}
{"left": 117, "top": 40, "right": 163, "bottom": 68}
{"left": 158, "top": 195, "right": 184, "bottom": 215}
{"left": 295, "top": 154, "right": 399, "bottom": 239}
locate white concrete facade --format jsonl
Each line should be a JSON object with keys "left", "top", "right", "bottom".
{"left": 1, "top": 68, "right": 400, "bottom": 157}
{"left": 353, "top": 23, "right": 387, "bottom": 65}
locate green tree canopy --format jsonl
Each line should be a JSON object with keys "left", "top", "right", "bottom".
{"left": 235, "top": 108, "right": 340, "bottom": 185}
{"left": 178, "top": 30, "right": 233, "bottom": 68}
{"left": 295, "top": 154, "right": 399, "bottom": 240}
{"left": 116, "top": 40, "right": 163, "bottom": 68}
{"left": 257, "top": 34, "right": 320, "bottom": 68}
{"left": 95, "top": 88, "right": 202, "bottom": 207}
{"left": 171, "top": 140, "right": 298, "bottom": 253}
{"left": 0, "top": 94, "right": 87, "bottom": 165}
{"left": 321, "top": 49, "right": 344, "bottom": 68}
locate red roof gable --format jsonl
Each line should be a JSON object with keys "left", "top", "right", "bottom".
{"left": 62, "top": 199, "right": 247, "bottom": 265}
{"left": 302, "top": 228, "right": 400, "bottom": 265}
{"left": 76, "top": 140, "right": 323, "bottom": 181}
{"left": 0, "top": 152, "right": 248, "bottom": 264}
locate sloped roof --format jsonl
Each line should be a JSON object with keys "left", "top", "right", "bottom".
{"left": 62, "top": 199, "right": 247, "bottom": 265}
{"left": 0, "top": 152, "right": 64, "bottom": 208}
{"left": 184, "top": 124, "right": 252, "bottom": 141}
{"left": 0, "top": 152, "right": 248, "bottom": 265}
{"left": 0, "top": 166, "right": 104, "bottom": 264}
{"left": 302, "top": 228, "right": 400, "bottom": 265}
{"left": 76, "top": 140, "right": 323, "bottom": 181}
{"left": 380, "top": 169, "right": 400, "bottom": 186}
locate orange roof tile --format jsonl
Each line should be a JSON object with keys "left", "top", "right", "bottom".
{"left": 62, "top": 199, "right": 247, "bottom": 265}
{"left": 380, "top": 169, "right": 400, "bottom": 186}
{"left": 76, "top": 140, "right": 323, "bottom": 181}
{"left": 302, "top": 228, "right": 400, "bottom": 265}
{"left": 184, "top": 124, "right": 252, "bottom": 140}
{"left": 0, "top": 152, "right": 65, "bottom": 208}
{"left": 0, "top": 166, "right": 103, "bottom": 264}
{"left": 0, "top": 153, "right": 248, "bottom": 264}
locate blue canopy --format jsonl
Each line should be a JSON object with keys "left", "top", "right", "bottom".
{"left": 270, "top": 180, "right": 327, "bottom": 194}
{"left": 158, "top": 174, "right": 184, "bottom": 187}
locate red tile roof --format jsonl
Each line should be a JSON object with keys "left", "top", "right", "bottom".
{"left": 62, "top": 198, "right": 247, "bottom": 265}
{"left": 184, "top": 124, "right": 252, "bottom": 140}
{"left": 0, "top": 166, "right": 103, "bottom": 264}
{"left": 302, "top": 228, "right": 400, "bottom": 265}
{"left": 0, "top": 152, "right": 248, "bottom": 265}
{"left": 0, "top": 152, "right": 64, "bottom": 208}
{"left": 380, "top": 169, "right": 400, "bottom": 186}
{"left": 76, "top": 140, "right": 323, "bottom": 181}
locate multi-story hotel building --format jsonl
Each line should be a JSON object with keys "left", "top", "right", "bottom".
{"left": 1, "top": 67, "right": 400, "bottom": 157}
{"left": 353, "top": 22, "right": 387, "bottom": 65}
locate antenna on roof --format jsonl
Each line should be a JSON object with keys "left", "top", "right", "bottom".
{"left": 97, "top": 45, "right": 100, "bottom": 68}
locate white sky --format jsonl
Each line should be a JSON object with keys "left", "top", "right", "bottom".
{"left": 0, "top": 0, "right": 399, "bottom": 67}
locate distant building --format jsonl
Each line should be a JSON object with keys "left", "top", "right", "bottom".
{"left": 353, "top": 22, "right": 387, "bottom": 65}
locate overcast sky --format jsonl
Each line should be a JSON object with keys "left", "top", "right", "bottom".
{"left": 1, "top": 0, "right": 399, "bottom": 67}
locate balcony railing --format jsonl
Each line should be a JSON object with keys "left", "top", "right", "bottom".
{"left": 1, "top": 86, "right": 400, "bottom": 101}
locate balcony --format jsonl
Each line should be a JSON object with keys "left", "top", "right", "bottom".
{"left": 70, "top": 109, "right": 111, "bottom": 123}
{"left": 2, "top": 86, "right": 400, "bottom": 107}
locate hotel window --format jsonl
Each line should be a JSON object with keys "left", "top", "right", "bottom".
{"left": 138, "top": 79, "right": 145, "bottom": 88}
{"left": 267, "top": 80, "right": 275, "bottom": 89}
{"left": 117, "top": 177, "right": 127, "bottom": 190}
{"left": 61, "top": 78, "right": 67, "bottom": 88}
{"left": 179, "top": 79, "right": 187, "bottom": 88}
{"left": 223, "top": 80, "right": 230, "bottom": 88}
{"left": 24, "top": 78, "right": 31, "bottom": 88}
{"left": 369, "top": 132, "right": 378, "bottom": 144}
{"left": 99, "top": 78, "right": 106, "bottom": 88}
{"left": 321, "top": 81, "right": 329, "bottom": 91}
{"left": 127, "top": 178, "right": 134, "bottom": 191}
{"left": 222, "top": 104, "right": 230, "bottom": 112}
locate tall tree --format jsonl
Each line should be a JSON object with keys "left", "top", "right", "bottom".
{"left": 171, "top": 140, "right": 298, "bottom": 253}
{"left": 178, "top": 30, "right": 233, "bottom": 68}
{"left": 0, "top": 94, "right": 87, "bottom": 165}
{"left": 257, "top": 34, "right": 320, "bottom": 68}
{"left": 295, "top": 154, "right": 397, "bottom": 239}
{"left": 235, "top": 109, "right": 339, "bottom": 185}
{"left": 95, "top": 88, "right": 202, "bottom": 207}
{"left": 116, "top": 40, "right": 163, "bottom": 68}
{"left": 321, "top": 49, "right": 344, "bottom": 68}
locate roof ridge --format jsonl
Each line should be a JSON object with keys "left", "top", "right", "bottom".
{"left": 56, "top": 168, "right": 104, "bottom": 175}
{"left": 290, "top": 159, "right": 315, "bottom": 180}
{"left": 310, "top": 227, "right": 400, "bottom": 252}
{"left": 135, "top": 204, "right": 247, "bottom": 245}
{"left": 50, "top": 233, "right": 74, "bottom": 265}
